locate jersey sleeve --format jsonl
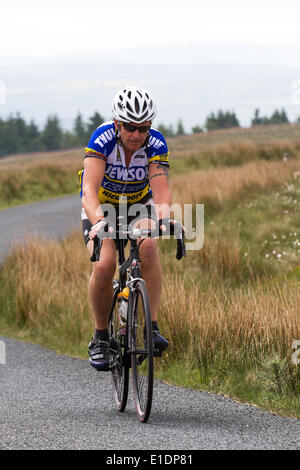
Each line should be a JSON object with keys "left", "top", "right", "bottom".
{"left": 147, "top": 130, "right": 169, "bottom": 167}
{"left": 84, "top": 122, "right": 116, "bottom": 160}
{"left": 85, "top": 129, "right": 107, "bottom": 160}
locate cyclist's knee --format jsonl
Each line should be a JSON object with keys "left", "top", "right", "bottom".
{"left": 89, "top": 238, "right": 116, "bottom": 281}
{"left": 92, "top": 257, "right": 116, "bottom": 281}
{"left": 140, "top": 238, "right": 159, "bottom": 264}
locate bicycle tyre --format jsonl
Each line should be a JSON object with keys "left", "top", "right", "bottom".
{"left": 130, "top": 280, "right": 154, "bottom": 423}
{"left": 108, "top": 284, "right": 129, "bottom": 412}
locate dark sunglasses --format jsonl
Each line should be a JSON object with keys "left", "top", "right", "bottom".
{"left": 121, "top": 122, "right": 151, "bottom": 133}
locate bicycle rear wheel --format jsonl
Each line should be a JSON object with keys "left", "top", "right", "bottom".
{"left": 130, "top": 280, "right": 153, "bottom": 423}
{"left": 108, "top": 284, "right": 129, "bottom": 412}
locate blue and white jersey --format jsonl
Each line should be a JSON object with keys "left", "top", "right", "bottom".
{"left": 79, "top": 121, "right": 169, "bottom": 206}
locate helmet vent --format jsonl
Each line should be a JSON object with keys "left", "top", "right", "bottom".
{"left": 134, "top": 97, "right": 140, "bottom": 113}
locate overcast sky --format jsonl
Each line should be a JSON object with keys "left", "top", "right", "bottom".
{"left": 1, "top": 0, "right": 300, "bottom": 60}
{"left": 1, "top": 0, "right": 300, "bottom": 130}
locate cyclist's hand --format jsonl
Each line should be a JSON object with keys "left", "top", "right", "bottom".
{"left": 157, "top": 218, "right": 186, "bottom": 260}
{"left": 89, "top": 218, "right": 108, "bottom": 240}
{"left": 157, "top": 218, "right": 186, "bottom": 237}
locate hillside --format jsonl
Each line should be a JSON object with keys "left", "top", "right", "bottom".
{"left": 1, "top": 123, "right": 300, "bottom": 209}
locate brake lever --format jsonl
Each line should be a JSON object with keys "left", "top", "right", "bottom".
{"left": 176, "top": 233, "right": 186, "bottom": 260}
{"left": 90, "top": 236, "right": 102, "bottom": 262}
{"left": 89, "top": 219, "right": 110, "bottom": 262}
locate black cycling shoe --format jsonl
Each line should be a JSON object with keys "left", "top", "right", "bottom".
{"left": 144, "top": 327, "right": 169, "bottom": 356}
{"left": 152, "top": 329, "right": 169, "bottom": 356}
{"left": 88, "top": 337, "right": 110, "bottom": 371}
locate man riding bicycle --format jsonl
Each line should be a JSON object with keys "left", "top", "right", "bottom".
{"left": 80, "top": 86, "right": 180, "bottom": 371}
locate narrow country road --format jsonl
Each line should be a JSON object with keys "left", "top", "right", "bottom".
{"left": 0, "top": 195, "right": 300, "bottom": 450}
{"left": 1, "top": 336, "right": 300, "bottom": 450}
{"left": 0, "top": 195, "right": 81, "bottom": 264}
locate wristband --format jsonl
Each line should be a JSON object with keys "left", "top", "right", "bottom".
{"left": 95, "top": 216, "right": 106, "bottom": 224}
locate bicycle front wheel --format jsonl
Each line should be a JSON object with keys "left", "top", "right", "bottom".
{"left": 130, "top": 280, "right": 154, "bottom": 423}
{"left": 109, "top": 284, "right": 129, "bottom": 412}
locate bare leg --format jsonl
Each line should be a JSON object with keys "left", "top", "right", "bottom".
{"left": 87, "top": 238, "right": 116, "bottom": 330}
{"left": 139, "top": 237, "right": 162, "bottom": 322}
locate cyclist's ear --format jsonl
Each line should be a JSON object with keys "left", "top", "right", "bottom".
{"left": 114, "top": 118, "right": 121, "bottom": 130}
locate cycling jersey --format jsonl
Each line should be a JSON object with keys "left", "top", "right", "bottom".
{"left": 79, "top": 121, "right": 169, "bottom": 206}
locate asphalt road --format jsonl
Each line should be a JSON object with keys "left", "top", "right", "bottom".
{"left": 0, "top": 194, "right": 81, "bottom": 264}
{"left": 1, "top": 336, "right": 300, "bottom": 450}
{"left": 0, "top": 195, "right": 300, "bottom": 450}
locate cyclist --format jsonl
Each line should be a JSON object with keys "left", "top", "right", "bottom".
{"left": 80, "top": 86, "right": 178, "bottom": 371}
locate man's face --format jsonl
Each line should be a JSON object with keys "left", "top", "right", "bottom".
{"left": 115, "top": 119, "right": 151, "bottom": 152}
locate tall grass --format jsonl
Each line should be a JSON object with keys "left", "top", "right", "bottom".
{"left": 171, "top": 156, "right": 300, "bottom": 210}
{"left": 0, "top": 149, "right": 82, "bottom": 208}
{"left": 157, "top": 274, "right": 300, "bottom": 415}
{"left": 1, "top": 134, "right": 300, "bottom": 208}
{"left": 0, "top": 164, "right": 78, "bottom": 206}
{"left": 0, "top": 233, "right": 93, "bottom": 356}
{"left": 160, "top": 275, "right": 300, "bottom": 369}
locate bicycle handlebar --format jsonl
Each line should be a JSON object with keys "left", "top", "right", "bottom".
{"left": 90, "top": 220, "right": 186, "bottom": 262}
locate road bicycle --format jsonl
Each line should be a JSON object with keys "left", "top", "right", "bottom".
{"left": 91, "top": 215, "right": 186, "bottom": 423}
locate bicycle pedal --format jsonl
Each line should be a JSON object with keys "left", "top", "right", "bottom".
{"left": 153, "top": 348, "right": 162, "bottom": 357}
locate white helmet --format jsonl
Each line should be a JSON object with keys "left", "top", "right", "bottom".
{"left": 112, "top": 86, "right": 157, "bottom": 123}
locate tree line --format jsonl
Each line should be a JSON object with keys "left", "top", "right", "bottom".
{"left": 188, "top": 107, "right": 293, "bottom": 134}
{"left": 0, "top": 108, "right": 297, "bottom": 157}
{"left": 0, "top": 111, "right": 105, "bottom": 157}
{"left": 154, "top": 108, "right": 295, "bottom": 135}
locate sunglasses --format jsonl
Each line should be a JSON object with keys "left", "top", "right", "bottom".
{"left": 121, "top": 122, "right": 151, "bottom": 133}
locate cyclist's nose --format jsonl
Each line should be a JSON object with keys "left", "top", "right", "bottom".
{"left": 132, "top": 129, "right": 140, "bottom": 137}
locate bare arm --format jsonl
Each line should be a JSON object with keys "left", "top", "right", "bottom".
{"left": 148, "top": 163, "right": 172, "bottom": 220}
{"left": 81, "top": 157, "right": 106, "bottom": 225}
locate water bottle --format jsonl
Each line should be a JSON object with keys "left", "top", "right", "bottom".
{"left": 118, "top": 286, "right": 129, "bottom": 325}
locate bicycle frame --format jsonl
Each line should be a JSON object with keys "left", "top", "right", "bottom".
{"left": 114, "top": 234, "right": 146, "bottom": 355}
{"left": 117, "top": 237, "right": 142, "bottom": 288}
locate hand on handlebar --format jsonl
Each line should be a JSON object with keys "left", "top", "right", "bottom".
{"left": 157, "top": 218, "right": 186, "bottom": 260}
{"left": 157, "top": 218, "right": 186, "bottom": 237}
{"left": 89, "top": 218, "right": 108, "bottom": 241}
{"left": 89, "top": 218, "right": 109, "bottom": 263}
